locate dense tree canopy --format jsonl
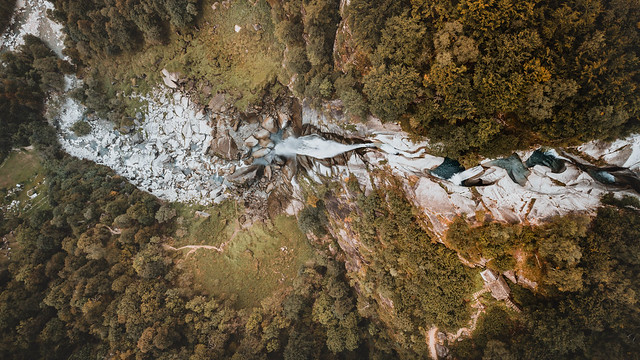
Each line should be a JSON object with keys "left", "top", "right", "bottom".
{"left": 0, "top": 35, "right": 69, "bottom": 160}
{"left": 50, "top": 0, "right": 199, "bottom": 60}
{"left": 343, "top": 0, "right": 640, "bottom": 156}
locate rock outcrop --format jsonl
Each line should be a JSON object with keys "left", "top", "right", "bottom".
{"left": 161, "top": 68, "right": 180, "bottom": 89}
{"left": 209, "top": 130, "right": 239, "bottom": 160}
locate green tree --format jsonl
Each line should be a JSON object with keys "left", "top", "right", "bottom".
{"left": 363, "top": 64, "right": 420, "bottom": 122}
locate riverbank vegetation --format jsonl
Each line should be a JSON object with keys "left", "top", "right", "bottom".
{"left": 0, "top": 147, "right": 396, "bottom": 358}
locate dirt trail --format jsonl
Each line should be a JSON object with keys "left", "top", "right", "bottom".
{"left": 163, "top": 219, "right": 243, "bottom": 257}
{"left": 163, "top": 244, "right": 227, "bottom": 257}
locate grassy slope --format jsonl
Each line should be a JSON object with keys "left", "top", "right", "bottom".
{"left": 90, "top": 0, "right": 283, "bottom": 113}
{"left": 171, "top": 202, "right": 314, "bottom": 309}
{"left": 0, "top": 150, "right": 47, "bottom": 211}
{"left": 0, "top": 149, "right": 41, "bottom": 189}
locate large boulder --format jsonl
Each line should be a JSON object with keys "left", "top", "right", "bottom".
{"left": 228, "top": 164, "right": 263, "bottom": 185}
{"left": 261, "top": 116, "right": 277, "bottom": 133}
{"left": 252, "top": 148, "right": 271, "bottom": 159}
{"left": 244, "top": 136, "right": 259, "bottom": 148}
{"left": 209, "top": 130, "right": 239, "bottom": 160}
{"left": 161, "top": 69, "right": 179, "bottom": 89}
{"left": 254, "top": 128, "right": 271, "bottom": 140}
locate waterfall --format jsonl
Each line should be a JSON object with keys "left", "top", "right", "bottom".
{"left": 273, "top": 135, "right": 374, "bottom": 159}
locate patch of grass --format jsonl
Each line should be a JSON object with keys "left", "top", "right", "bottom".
{"left": 172, "top": 200, "right": 239, "bottom": 247}
{"left": 170, "top": 201, "right": 314, "bottom": 309}
{"left": 88, "top": 0, "right": 283, "bottom": 113}
{"left": 181, "top": 214, "right": 313, "bottom": 309}
{"left": 0, "top": 150, "right": 42, "bottom": 189}
{"left": 0, "top": 149, "right": 48, "bottom": 215}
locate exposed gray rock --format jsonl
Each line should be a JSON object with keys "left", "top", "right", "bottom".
{"left": 282, "top": 160, "right": 296, "bottom": 180}
{"left": 277, "top": 111, "right": 289, "bottom": 129}
{"left": 436, "top": 343, "right": 449, "bottom": 359}
{"left": 503, "top": 270, "right": 517, "bottom": 284}
{"left": 195, "top": 211, "right": 210, "bottom": 218}
{"left": 516, "top": 271, "right": 538, "bottom": 290}
{"left": 228, "top": 164, "right": 262, "bottom": 185}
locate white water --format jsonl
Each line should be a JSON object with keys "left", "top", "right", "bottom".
{"left": 274, "top": 135, "right": 374, "bottom": 159}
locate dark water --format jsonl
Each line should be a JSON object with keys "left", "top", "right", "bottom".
{"left": 525, "top": 150, "right": 566, "bottom": 173}
{"left": 485, "top": 154, "right": 531, "bottom": 186}
{"left": 430, "top": 158, "right": 465, "bottom": 179}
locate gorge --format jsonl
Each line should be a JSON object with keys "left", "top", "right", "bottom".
{"left": 2, "top": 0, "right": 640, "bottom": 359}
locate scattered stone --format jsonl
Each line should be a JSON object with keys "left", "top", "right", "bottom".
{"left": 266, "top": 183, "right": 274, "bottom": 193}
{"left": 195, "top": 211, "right": 211, "bottom": 218}
{"left": 202, "top": 85, "right": 212, "bottom": 97}
{"left": 211, "top": 2, "right": 219, "bottom": 11}
{"left": 234, "top": 25, "right": 242, "bottom": 33}
{"left": 265, "top": 165, "right": 272, "bottom": 180}
{"left": 161, "top": 68, "right": 178, "bottom": 89}
{"left": 244, "top": 136, "right": 259, "bottom": 147}
{"left": 254, "top": 128, "right": 271, "bottom": 139}
{"left": 253, "top": 23, "right": 262, "bottom": 31}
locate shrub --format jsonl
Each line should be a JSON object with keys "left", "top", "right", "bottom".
{"left": 70, "top": 120, "right": 91, "bottom": 136}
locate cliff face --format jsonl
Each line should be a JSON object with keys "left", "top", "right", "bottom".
{"left": 300, "top": 103, "right": 640, "bottom": 241}
{"left": 299, "top": 103, "right": 640, "bottom": 357}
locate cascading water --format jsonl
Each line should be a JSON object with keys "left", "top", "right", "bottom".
{"left": 273, "top": 134, "right": 374, "bottom": 159}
